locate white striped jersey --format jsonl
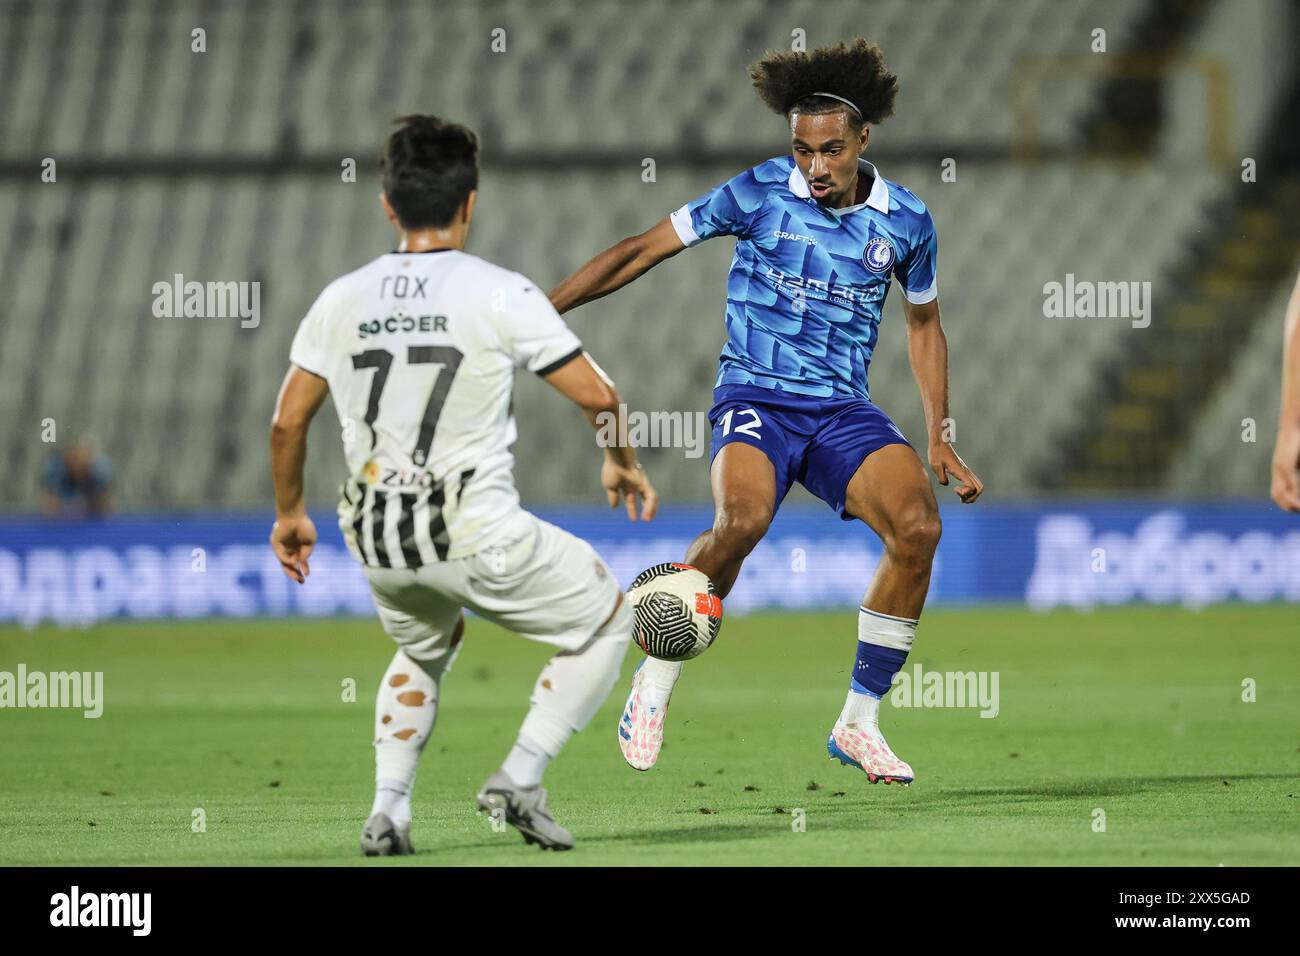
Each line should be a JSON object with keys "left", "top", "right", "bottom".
{"left": 289, "top": 249, "right": 583, "bottom": 567}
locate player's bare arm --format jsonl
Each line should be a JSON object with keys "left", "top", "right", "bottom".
{"left": 548, "top": 217, "right": 684, "bottom": 315}
{"left": 902, "top": 295, "right": 982, "bottom": 504}
{"left": 269, "top": 364, "right": 329, "bottom": 583}
{"left": 1270, "top": 268, "right": 1300, "bottom": 512}
{"left": 541, "top": 351, "right": 658, "bottom": 521}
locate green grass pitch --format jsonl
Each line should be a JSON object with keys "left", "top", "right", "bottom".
{"left": 1, "top": 605, "right": 1297, "bottom": 866}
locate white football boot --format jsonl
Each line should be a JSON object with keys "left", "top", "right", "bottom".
{"left": 617, "top": 658, "right": 678, "bottom": 771}
{"left": 827, "top": 719, "right": 914, "bottom": 785}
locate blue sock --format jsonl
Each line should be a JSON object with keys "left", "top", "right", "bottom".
{"left": 851, "top": 641, "right": 910, "bottom": 698}
{"left": 849, "top": 606, "right": 918, "bottom": 698}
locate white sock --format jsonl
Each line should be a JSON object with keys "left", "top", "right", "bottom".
{"left": 840, "top": 689, "right": 882, "bottom": 729}
{"left": 372, "top": 649, "right": 442, "bottom": 819}
{"left": 511, "top": 598, "right": 631, "bottom": 776}
{"left": 639, "top": 656, "right": 683, "bottom": 709}
{"left": 370, "top": 778, "right": 412, "bottom": 828}
{"left": 501, "top": 735, "right": 550, "bottom": 788}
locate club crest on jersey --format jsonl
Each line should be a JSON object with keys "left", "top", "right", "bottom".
{"left": 862, "top": 236, "right": 895, "bottom": 273}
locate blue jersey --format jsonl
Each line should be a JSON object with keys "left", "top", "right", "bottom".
{"left": 670, "top": 156, "right": 938, "bottom": 400}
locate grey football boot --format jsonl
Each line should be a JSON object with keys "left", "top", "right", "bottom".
{"left": 475, "top": 769, "right": 575, "bottom": 851}
{"left": 360, "top": 812, "right": 414, "bottom": 856}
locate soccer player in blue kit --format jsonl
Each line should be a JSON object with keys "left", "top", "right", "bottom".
{"left": 549, "top": 39, "right": 983, "bottom": 785}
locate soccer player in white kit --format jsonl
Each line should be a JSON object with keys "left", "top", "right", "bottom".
{"left": 268, "top": 116, "right": 657, "bottom": 854}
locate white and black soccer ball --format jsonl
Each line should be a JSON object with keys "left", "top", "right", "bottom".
{"left": 626, "top": 563, "right": 723, "bottom": 661}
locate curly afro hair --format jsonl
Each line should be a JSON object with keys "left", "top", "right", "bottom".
{"left": 749, "top": 38, "right": 898, "bottom": 128}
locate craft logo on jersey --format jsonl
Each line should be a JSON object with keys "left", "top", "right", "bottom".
{"left": 862, "top": 236, "right": 895, "bottom": 273}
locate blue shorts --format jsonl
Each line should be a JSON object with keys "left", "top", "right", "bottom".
{"left": 707, "top": 384, "right": 911, "bottom": 520}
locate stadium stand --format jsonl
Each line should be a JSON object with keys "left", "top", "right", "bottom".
{"left": 1167, "top": 273, "right": 1298, "bottom": 497}
{"left": 0, "top": 0, "right": 1293, "bottom": 511}
{"left": 0, "top": 0, "right": 1148, "bottom": 160}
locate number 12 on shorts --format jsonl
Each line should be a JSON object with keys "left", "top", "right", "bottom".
{"left": 719, "top": 407, "right": 762, "bottom": 440}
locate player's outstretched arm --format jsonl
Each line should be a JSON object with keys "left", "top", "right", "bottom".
{"left": 902, "top": 297, "right": 983, "bottom": 504}
{"left": 1271, "top": 268, "right": 1300, "bottom": 512}
{"left": 548, "top": 217, "right": 685, "bottom": 315}
{"left": 269, "top": 365, "right": 329, "bottom": 582}
{"left": 541, "top": 352, "right": 658, "bottom": 521}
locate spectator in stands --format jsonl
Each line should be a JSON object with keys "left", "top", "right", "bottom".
{"left": 41, "top": 437, "right": 113, "bottom": 518}
{"left": 1271, "top": 268, "right": 1300, "bottom": 512}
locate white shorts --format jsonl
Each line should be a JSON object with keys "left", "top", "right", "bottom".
{"left": 363, "top": 513, "right": 622, "bottom": 663}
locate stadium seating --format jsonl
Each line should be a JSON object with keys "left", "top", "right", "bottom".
{"left": 0, "top": 0, "right": 1148, "bottom": 161}
{"left": 0, "top": 160, "right": 1228, "bottom": 509}
{"left": 1166, "top": 277, "right": 1295, "bottom": 497}
{"left": 0, "top": 0, "right": 1284, "bottom": 511}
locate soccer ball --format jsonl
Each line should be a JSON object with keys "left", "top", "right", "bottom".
{"left": 626, "top": 563, "right": 723, "bottom": 661}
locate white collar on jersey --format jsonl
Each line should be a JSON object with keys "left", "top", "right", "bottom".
{"left": 787, "top": 157, "right": 890, "bottom": 214}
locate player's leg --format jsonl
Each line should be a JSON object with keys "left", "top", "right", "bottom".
{"left": 509, "top": 593, "right": 630, "bottom": 783}
{"left": 620, "top": 441, "right": 783, "bottom": 769}
{"left": 830, "top": 442, "right": 940, "bottom": 783}
{"left": 802, "top": 404, "right": 938, "bottom": 785}
{"left": 845, "top": 442, "right": 941, "bottom": 620}
{"left": 478, "top": 594, "right": 629, "bottom": 849}
{"left": 360, "top": 568, "right": 466, "bottom": 855}
{"left": 461, "top": 517, "right": 630, "bottom": 849}
{"left": 685, "top": 442, "right": 779, "bottom": 598}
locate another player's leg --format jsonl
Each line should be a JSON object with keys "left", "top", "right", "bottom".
{"left": 830, "top": 442, "right": 940, "bottom": 784}
{"left": 478, "top": 594, "right": 630, "bottom": 849}
{"left": 360, "top": 574, "right": 466, "bottom": 856}
{"left": 620, "top": 443, "right": 778, "bottom": 770}
{"left": 468, "top": 518, "right": 630, "bottom": 849}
